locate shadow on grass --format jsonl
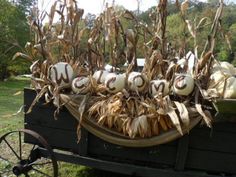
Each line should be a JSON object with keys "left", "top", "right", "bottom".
{"left": 76, "top": 167, "right": 133, "bottom": 177}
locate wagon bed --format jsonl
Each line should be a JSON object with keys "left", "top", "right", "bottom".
{"left": 23, "top": 88, "right": 236, "bottom": 177}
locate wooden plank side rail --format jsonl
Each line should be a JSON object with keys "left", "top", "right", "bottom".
{"left": 78, "top": 129, "right": 88, "bottom": 156}
{"left": 175, "top": 135, "right": 189, "bottom": 171}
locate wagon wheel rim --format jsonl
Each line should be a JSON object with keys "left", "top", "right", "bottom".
{"left": 0, "top": 129, "right": 58, "bottom": 177}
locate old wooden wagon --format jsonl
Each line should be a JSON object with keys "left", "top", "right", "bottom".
{"left": 0, "top": 88, "right": 236, "bottom": 177}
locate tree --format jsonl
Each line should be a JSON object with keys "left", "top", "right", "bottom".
{"left": 229, "top": 23, "right": 236, "bottom": 63}
{"left": 10, "top": 0, "right": 36, "bottom": 13}
{"left": 207, "top": 0, "right": 220, "bottom": 6}
{"left": 84, "top": 13, "right": 96, "bottom": 29}
{"left": 0, "top": 0, "right": 32, "bottom": 80}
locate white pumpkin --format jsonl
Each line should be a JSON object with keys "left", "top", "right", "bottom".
{"left": 208, "top": 71, "right": 227, "bottom": 97}
{"left": 223, "top": 77, "right": 236, "bottom": 98}
{"left": 128, "top": 72, "right": 147, "bottom": 92}
{"left": 209, "top": 71, "right": 230, "bottom": 87}
{"left": 72, "top": 77, "right": 90, "bottom": 94}
{"left": 149, "top": 80, "right": 170, "bottom": 97}
{"left": 49, "top": 62, "right": 74, "bottom": 86}
{"left": 105, "top": 73, "right": 125, "bottom": 93}
{"left": 173, "top": 74, "right": 194, "bottom": 96}
{"left": 208, "top": 71, "right": 236, "bottom": 99}
{"left": 220, "top": 62, "right": 236, "bottom": 75}
{"left": 212, "top": 61, "right": 236, "bottom": 75}
{"left": 93, "top": 70, "right": 110, "bottom": 84}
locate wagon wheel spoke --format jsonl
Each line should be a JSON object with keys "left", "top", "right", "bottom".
{"left": 30, "top": 160, "right": 52, "bottom": 166}
{"left": 19, "top": 131, "right": 22, "bottom": 160}
{"left": 30, "top": 145, "right": 36, "bottom": 154}
{"left": 32, "top": 167, "right": 52, "bottom": 177}
{"left": 27, "top": 144, "right": 36, "bottom": 161}
{"left": 0, "top": 155, "right": 15, "bottom": 164}
{"left": 2, "top": 138, "right": 21, "bottom": 160}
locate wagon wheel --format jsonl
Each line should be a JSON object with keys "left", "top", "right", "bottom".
{"left": 0, "top": 129, "right": 58, "bottom": 177}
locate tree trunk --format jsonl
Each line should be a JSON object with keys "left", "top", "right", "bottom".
{"left": 0, "top": 64, "right": 7, "bottom": 81}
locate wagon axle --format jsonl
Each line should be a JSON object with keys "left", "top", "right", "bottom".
{"left": 12, "top": 159, "right": 32, "bottom": 176}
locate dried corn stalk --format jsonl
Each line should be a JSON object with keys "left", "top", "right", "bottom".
{"left": 17, "top": 0, "right": 226, "bottom": 140}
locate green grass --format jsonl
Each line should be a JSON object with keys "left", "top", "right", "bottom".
{"left": 0, "top": 77, "right": 29, "bottom": 135}
{"left": 0, "top": 77, "right": 130, "bottom": 177}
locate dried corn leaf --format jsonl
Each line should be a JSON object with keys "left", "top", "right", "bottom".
{"left": 196, "top": 104, "right": 212, "bottom": 128}
{"left": 88, "top": 99, "right": 106, "bottom": 117}
{"left": 151, "top": 118, "right": 159, "bottom": 136}
{"left": 165, "top": 117, "right": 173, "bottom": 129}
{"left": 198, "top": 51, "right": 212, "bottom": 70}
{"left": 139, "top": 115, "right": 151, "bottom": 137}
{"left": 12, "top": 52, "right": 32, "bottom": 62}
{"left": 185, "top": 20, "right": 195, "bottom": 38}
{"left": 122, "top": 10, "right": 136, "bottom": 21}
{"left": 12, "top": 105, "right": 24, "bottom": 116}
{"left": 128, "top": 115, "right": 150, "bottom": 138}
{"left": 13, "top": 91, "right": 22, "bottom": 96}
{"left": 74, "top": 8, "right": 84, "bottom": 25}
{"left": 181, "top": 0, "right": 189, "bottom": 14}
{"left": 108, "top": 99, "right": 122, "bottom": 114}
{"left": 26, "top": 86, "right": 48, "bottom": 114}
{"left": 78, "top": 95, "right": 88, "bottom": 122}
{"left": 225, "top": 34, "right": 232, "bottom": 52}
{"left": 107, "top": 115, "right": 114, "bottom": 128}
{"left": 174, "top": 101, "right": 190, "bottom": 129}
{"left": 167, "top": 107, "right": 183, "bottom": 135}
{"left": 159, "top": 116, "right": 168, "bottom": 131}
{"left": 98, "top": 115, "right": 107, "bottom": 126}
{"left": 165, "top": 61, "right": 176, "bottom": 80}
{"left": 196, "top": 17, "right": 208, "bottom": 29}
{"left": 45, "top": 92, "right": 52, "bottom": 103}
{"left": 48, "top": 1, "right": 57, "bottom": 28}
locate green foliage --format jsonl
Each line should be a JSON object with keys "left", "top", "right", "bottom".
{"left": 137, "top": 1, "right": 236, "bottom": 62}
{"left": 0, "top": 0, "right": 32, "bottom": 80}
{"left": 229, "top": 23, "right": 236, "bottom": 56}
{"left": 217, "top": 47, "right": 230, "bottom": 61}
{"left": 138, "top": 7, "right": 154, "bottom": 25}
{"left": 207, "top": 0, "right": 219, "bottom": 5}
{"left": 13, "top": 0, "right": 36, "bottom": 13}
{"left": 167, "top": 13, "right": 185, "bottom": 48}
